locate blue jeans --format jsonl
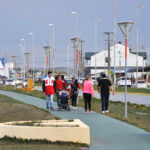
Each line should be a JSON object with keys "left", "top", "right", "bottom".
{"left": 56, "top": 92, "right": 61, "bottom": 106}
{"left": 101, "top": 94, "right": 109, "bottom": 111}
{"left": 46, "top": 95, "right": 54, "bottom": 108}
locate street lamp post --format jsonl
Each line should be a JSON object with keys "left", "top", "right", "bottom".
{"left": 118, "top": 21, "right": 134, "bottom": 118}
{"left": 71, "top": 12, "right": 79, "bottom": 77}
{"left": 24, "top": 52, "right": 31, "bottom": 93}
{"left": 18, "top": 44, "right": 23, "bottom": 78}
{"left": 43, "top": 46, "right": 50, "bottom": 75}
{"left": 49, "top": 24, "right": 55, "bottom": 75}
{"left": 95, "top": 18, "right": 101, "bottom": 80}
{"left": 29, "top": 32, "right": 35, "bottom": 87}
{"left": 113, "top": 0, "right": 117, "bottom": 89}
{"left": 71, "top": 37, "right": 80, "bottom": 78}
{"left": 12, "top": 56, "right": 18, "bottom": 87}
{"left": 24, "top": 52, "right": 31, "bottom": 75}
{"left": 21, "top": 38, "right": 26, "bottom": 80}
{"left": 136, "top": 4, "right": 144, "bottom": 83}
{"left": 104, "top": 32, "right": 113, "bottom": 79}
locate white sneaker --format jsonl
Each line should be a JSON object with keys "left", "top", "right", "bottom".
{"left": 74, "top": 107, "right": 77, "bottom": 109}
{"left": 72, "top": 106, "right": 75, "bottom": 109}
{"left": 105, "top": 110, "right": 109, "bottom": 113}
{"left": 102, "top": 111, "right": 105, "bottom": 114}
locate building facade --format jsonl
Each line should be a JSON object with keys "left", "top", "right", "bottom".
{"left": 85, "top": 43, "right": 147, "bottom": 78}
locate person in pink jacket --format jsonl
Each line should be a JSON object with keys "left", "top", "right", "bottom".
{"left": 82, "top": 75, "right": 95, "bottom": 113}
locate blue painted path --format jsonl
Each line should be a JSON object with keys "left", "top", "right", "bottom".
{"left": 0, "top": 90, "right": 150, "bottom": 150}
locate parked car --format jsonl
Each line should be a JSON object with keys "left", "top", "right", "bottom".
{"left": 5, "top": 79, "right": 16, "bottom": 86}
{"left": 22, "top": 79, "right": 28, "bottom": 87}
{"left": 117, "top": 77, "right": 131, "bottom": 87}
{"left": 132, "top": 80, "right": 147, "bottom": 88}
{"left": 65, "top": 79, "right": 72, "bottom": 85}
{"left": 78, "top": 78, "right": 85, "bottom": 84}
{"left": 0, "top": 80, "right": 3, "bottom": 85}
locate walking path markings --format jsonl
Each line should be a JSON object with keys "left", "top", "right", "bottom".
{"left": 0, "top": 90, "right": 150, "bottom": 150}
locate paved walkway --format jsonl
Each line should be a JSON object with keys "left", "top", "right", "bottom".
{"left": 0, "top": 90, "right": 150, "bottom": 150}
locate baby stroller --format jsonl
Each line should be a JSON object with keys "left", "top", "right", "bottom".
{"left": 58, "top": 89, "right": 70, "bottom": 111}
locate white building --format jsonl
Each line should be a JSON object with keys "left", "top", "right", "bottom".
{"left": 85, "top": 43, "right": 147, "bottom": 78}
{"left": 0, "top": 58, "right": 14, "bottom": 78}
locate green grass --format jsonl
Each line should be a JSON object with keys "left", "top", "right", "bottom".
{"left": 0, "top": 137, "right": 84, "bottom": 150}
{"left": 34, "top": 82, "right": 42, "bottom": 87}
{"left": 0, "top": 94, "right": 57, "bottom": 123}
{"left": 93, "top": 84, "right": 150, "bottom": 94}
{"left": 35, "top": 81, "right": 150, "bottom": 94}
{"left": 114, "top": 87, "right": 150, "bottom": 94}
{"left": 0, "top": 92, "right": 87, "bottom": 150}
{"left": 0, "top": 86, "right": 150, "bottom": 132}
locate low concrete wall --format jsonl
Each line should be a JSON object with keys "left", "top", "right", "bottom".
{"left": 0, "top": 119, "right": 90, "bottom": 145}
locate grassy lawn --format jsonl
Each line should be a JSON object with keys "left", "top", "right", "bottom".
{"left": 34, "top": 82, "right": 42, "bottom": 87}
{"left": 0, "top": 86, "right": 150, "bottom": 132}
{"left": 93, "top": 84, "right": 150, "bottom": 94}
{"left": 0, "top": 140, "right": 83, "bottom": 150}
{"left": 34, "top": 82, "right": 150, "bottom": 94}
{"left": 0, "top": 93, "right": 86, "bottom": 150}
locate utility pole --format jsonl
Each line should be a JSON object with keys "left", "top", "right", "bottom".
{"left": 95, "top": 18, "right": 101, "bottom": 80}
{"left": 141, "top": 46, "right": 145, "bottom": 80}
{"left": 113, "top": 0, "right": 117, "bottom": 89}
{"left": 12, "top": 56, "right": 18, "bottom": 86}
{"left": 29, "top": 32, "right": 35, "bottom": 87}
{"left": 104, "top": 32, "right": 113, "bottom": 79}
{"left": 80, "top": 40, "right": 85, "bottom": 76}
{"left": 136, "top": 4, "right": 144, "bottom": 83}
{"left": 24, "top": 52, "right": 31, "bottom": 93}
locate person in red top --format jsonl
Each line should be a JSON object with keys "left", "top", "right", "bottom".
{"left": 54, "top": 75, "right": 68, "bottom": 106}
{"left": 42, "top": 71, "right": 55, "bottom": 110}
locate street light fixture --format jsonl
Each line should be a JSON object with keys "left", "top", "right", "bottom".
{"left": 118, "top": 21, "right": 134, "bottom": 118}
{"left": 49, "top": 24, "right": 55, "bottom": 75}
{"left": 29, "top": 32, "right": 35, "bottom": 86}
{"left": 71, "top": 11, "right": 78, "bottom": 37}
{"left": 136, "top": 4, "right": 144, "bottom": 83}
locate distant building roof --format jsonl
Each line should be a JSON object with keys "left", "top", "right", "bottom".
{"left": 130, "top": 52, "right": 147, "bottom": 59}
{"left": 85, "top": 52, "right": 98, "bottom": 60}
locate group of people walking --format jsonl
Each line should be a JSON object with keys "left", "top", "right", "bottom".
{"left": 42, "top": 71, "right": 114, "bottom": 114}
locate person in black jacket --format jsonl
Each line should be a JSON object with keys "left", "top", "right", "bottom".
{"left": 98, "top": 73, "right": 114, "bottom": 113}
{"left": 71, "top": 77, "right": 79, "bottom": 109}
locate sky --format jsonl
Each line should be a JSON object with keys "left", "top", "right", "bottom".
{"left": 0, "top": 0, "right": 150, "bottom": 68}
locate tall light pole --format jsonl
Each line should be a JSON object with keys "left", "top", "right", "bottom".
{"left": 136, "top": 4, "right": 144, "bottom": 83}
{"left": 104, "top": 32, "right": 113, "bottom": 79}
{"left": 49, "top": 24, "right": 55, "bottom": 75}
{"left": 21, "top": 38, "right": 26, "bottom": 80}
{"left": 24, "top": 52, "right": 31, "bottom": 93}
{"left": 118, "top": 21, "right": 134, "bottom": 118}
{"left": 24, "top": 52, "right": 31, "bottom": 74}
{"left": 71, "top": 37, "right": 80, "bottom": 78}
{"left": 43, "top": 46, "right": 50, "bottom": 75}
{"left": 113, "top": 0, "right": 117, "bottom": 89}
{"left": 18, "top": 44, "right": 23, "bottom": 78}
{"left": 95, "top": 18, "right": 101, "bottom": 80}
{"left": 12, "top": 56, "right": 18, "bottom": 84}
{"left": 29, "top": 32, "right": 35, "bottom": 86}
{"left": 71, "top": 11, "right": 79, "bottom": 77}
